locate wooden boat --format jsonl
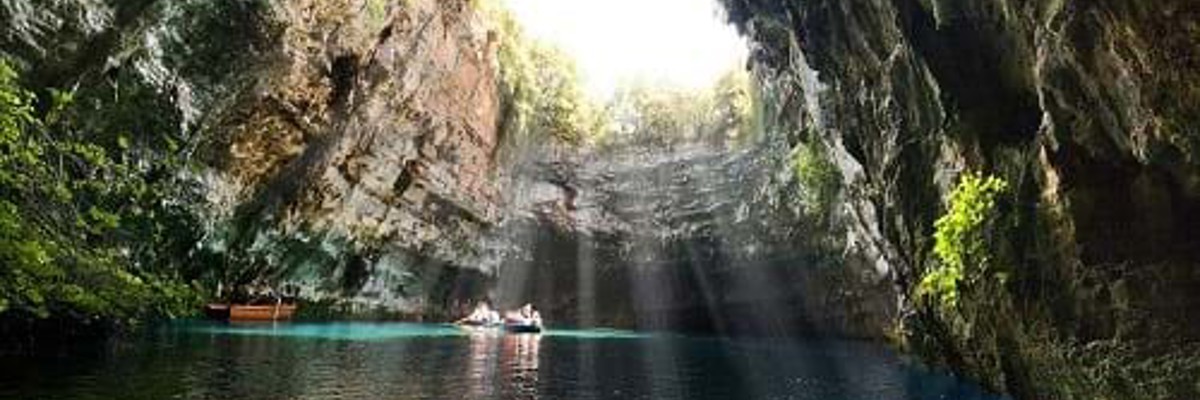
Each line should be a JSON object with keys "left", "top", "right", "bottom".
{"left": 231, "top": 304, "right": 297, "bottom": 321}
{"left": 205, "top": 303, "right": 297, "bottom": 322}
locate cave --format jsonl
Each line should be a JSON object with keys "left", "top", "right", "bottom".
{"left": 0, "top": 0, "right": 1197, "bottom": 399}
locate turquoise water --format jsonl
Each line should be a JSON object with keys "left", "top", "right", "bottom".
{"left": 184, "top": 322, "right": 650, "bottom": 340}
{"left": 0, "top": 321, "right": 1007, "bottom": 400}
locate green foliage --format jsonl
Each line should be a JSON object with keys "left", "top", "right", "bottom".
{"left": 918, "top": 172, "right": 1008, "bottom": 309}
{"left": 487, "top": 4, "right": 603, "bottom": 147}
{"left": 365, "top": 0, "right": 388, "bottom": 28}
{"left": 713, "top": 68, "right": 762, "bottom": 141}
{"left": 482, "top": 0, "right": 759, "bottom": 150}
{"left": 0, "top": 59, "right": 202, "bottom": 325}
{"left": 602, "top": 68, "right": 760, "bottom": 148}
{"left": 792, "top": 140, "right": 840, "bottom": 217}
{"left": 605, "top": 83, "right": 703, "bottom": 147}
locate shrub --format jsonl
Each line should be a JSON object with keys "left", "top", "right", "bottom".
{"left": 601, "top": 68, "right": 759, "bottom": 149}
{"left": 792, "top": 140, "right": 840, "bottom": 217}
{"left": 919, "top": 172, "right": 1008, "bottom": 310}
{"left": 484, "top": 2, "right": 603, "bottom": 147}
{"left": 0, "top": 59, "right": 201, "bottom": 325}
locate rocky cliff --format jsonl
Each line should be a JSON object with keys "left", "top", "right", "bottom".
{"left": 2, "top": 0, "right": 503, "bottom": 317}
{"left": 720, "top": 0, "right": 1200, "bottom": 398}
{"left": 484, "top": 136, "right": 896, "bottom": 337}
{"left": 205, "top": 0, "right": 502, "bottom": 316}
{"left": 10, "top": 2, "right": 1197, "bottom": 395}
{"left": 1, "top": 0, "right": 894, "bottom": 332}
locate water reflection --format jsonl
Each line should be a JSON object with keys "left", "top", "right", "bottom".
{"left": 461, "top": 329, "right": 543, "bottom": 400}
{"left": 0, "top": 322, "right": 1008, "bottom": 400}
{"left": 502, "top": 333, "right": 542, "bottom": 399}
{"left": 465, "top": 329, "right": 502, "bottom": 398}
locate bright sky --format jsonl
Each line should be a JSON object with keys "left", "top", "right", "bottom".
{"left": 505, "top": 0, "right": 748, "bottom": 100}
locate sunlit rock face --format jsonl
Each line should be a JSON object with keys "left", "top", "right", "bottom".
{"left": 720, "top": 0, "right": 1200, "bottom": 397}
{"left": 203, "top": 0, "right": 502, "bottom": 315}
{"left": 485, "top": 139, "right": 896, "bottom": 337}
{"left": 2, "top": 0, "right": 501, "bottom": 317}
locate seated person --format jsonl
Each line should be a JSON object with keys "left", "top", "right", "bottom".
{"left": 506, "top": 303, "right": 543, "bottom": 328}
{"left": 458, "top": 301, "right": 499, "bottom": 326}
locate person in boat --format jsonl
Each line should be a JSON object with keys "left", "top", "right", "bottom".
{"left": 457, "top": 301, "right": 501, "bottom": 326}
{"left": 505, "top": 303, "right": 543, "bottom": 329}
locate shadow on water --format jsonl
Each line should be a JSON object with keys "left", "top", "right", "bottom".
{"left": 0, "top": 321, "right": 1008, "bottom": 400}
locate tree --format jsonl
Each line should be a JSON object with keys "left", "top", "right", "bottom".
{"left": 0, "top": 59, "right": 201, "bottom": 327}
{"left": 919, "top": 172, "right": 1009, "bottom": 310}
{"left": 600, "top": 67, "right": 759, "bottom": 149}
{"left": 489, "top": 3, "right": 603, "bottom": 148}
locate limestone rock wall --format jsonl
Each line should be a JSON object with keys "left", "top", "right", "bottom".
{"left": 2, "top": 0, "right": 504, "bottom": 317}
{"left": 214, "top": 0, "right": 501, "bottom": 262}
{"left": 485, "top": 139, "right": 896, "bottom": 338}
{"left": 720, "top": 0, "right": 1200, "bottom": 398}
{"left": 209, "top": 0, "right": 503, "bottom": 315}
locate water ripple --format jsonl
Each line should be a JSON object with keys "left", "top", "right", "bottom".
{"left": 0, "top": 322, "right": 1008, "bottom": 400}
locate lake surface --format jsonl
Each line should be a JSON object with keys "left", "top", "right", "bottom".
{"left": 0, "top": 321, "right": 1006, "bottom": 400}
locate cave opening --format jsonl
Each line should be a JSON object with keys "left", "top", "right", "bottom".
{"left": 4, "top": 0, "right": 1154, "bottom": 398}
{"left": 484, "top": 0, "right": 877, "bottom": 342}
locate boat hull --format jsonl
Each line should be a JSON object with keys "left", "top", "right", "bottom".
{"left": 504, "top": 324, "right": 542, "bottom": 334}
{"left": 206, "top": 304, "right": 297, "bottom": 322}
{"left": 457, "top": 320, "right": 500, "bottom": 328}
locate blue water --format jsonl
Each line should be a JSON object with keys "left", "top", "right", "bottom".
{"left": 0, "top": 321, "right": 1007, "bottom": 400}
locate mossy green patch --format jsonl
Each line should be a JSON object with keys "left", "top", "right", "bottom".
{"left": 792, "top": 139, "right": 841, "bottom": 218}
